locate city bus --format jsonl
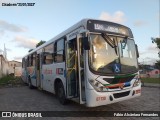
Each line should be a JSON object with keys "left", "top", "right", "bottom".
{"left": 21, "top": 19, "right": 141, "bottom": 107}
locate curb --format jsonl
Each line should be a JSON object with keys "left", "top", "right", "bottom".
{"left": 141, "top": 83, "right": 160, "bottom": 88}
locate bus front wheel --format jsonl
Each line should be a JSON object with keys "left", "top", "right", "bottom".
{"left": 57, "top": 82, "right": 67, "bottom": 105}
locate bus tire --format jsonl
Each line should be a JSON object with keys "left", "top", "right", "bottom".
{"left": 28, "top": 78, "right": 34, "bottom": 89}
{"left": 57, "top": 81, "right": 67, "bottom": 105}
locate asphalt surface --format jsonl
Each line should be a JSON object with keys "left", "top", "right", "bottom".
{"left": 0, "top": 84, "right": 159, "bottom": 120}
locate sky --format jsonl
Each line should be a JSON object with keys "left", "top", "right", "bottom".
{"left": 0, "top": 0, "right": 159, "bottom": 65}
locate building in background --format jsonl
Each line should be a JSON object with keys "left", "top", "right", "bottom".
{"left": 8, "top": 60, "right": 22, "bottom": 76}
{"left": 0, "top": 55, "right": 9, "bottom": 78}
{"left": 0, "top": 44, "right": 22, "bottom": 78}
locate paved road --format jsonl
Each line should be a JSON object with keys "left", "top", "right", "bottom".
{"left": 0, "top": 85, "right": 159, "bottom": 120}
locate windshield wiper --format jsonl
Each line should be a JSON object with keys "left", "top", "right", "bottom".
{"left": 121, "top": 37, "right": 128, "bottom": 49}
{"left": 101, "top": 33, "right": 118, "bottom": 55}
{"left": 101, "top": 33, "right": 117, "bottom": 48}
{"left": 120, "top": 37, "right": 128, "bottom": 57}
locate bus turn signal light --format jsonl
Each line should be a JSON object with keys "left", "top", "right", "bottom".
{"left": 135, "top": 89, "right": 141, "bottom": 94}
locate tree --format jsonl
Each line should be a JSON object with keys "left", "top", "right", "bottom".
{"left": 28, "top": 40, "right": 46, "bottom": 52}
{"left": 36, "top": 40, "right": 46, "bottom": 48}
{"left": 151, "top": 37, "right": 160, "bottom": 69}
{"left": 155, "top": 61, "right": 160, "bottom": 69}
{"left": 151, "top": 37, "right": 160, "bottom": 49}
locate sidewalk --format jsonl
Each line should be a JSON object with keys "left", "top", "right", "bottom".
{"left": 142, "top": 83, "right": 160, "bottom": 88}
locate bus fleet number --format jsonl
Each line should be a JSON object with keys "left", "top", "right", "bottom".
{"left": 96, "top": 96, "right": 106, "bottom": 101}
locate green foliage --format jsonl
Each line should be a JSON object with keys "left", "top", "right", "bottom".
{"left": 0, "top": 75, "right": 23, "bottom": 86}
{"left": 155, "top": 60, "right": 160, "bottom": 69}
{"left": 28, "top": 40, "right": 46, "bottom": 52}
{"left": 0, "top": 75, "right": 15, "bottom": 85}
{"left": 141, "top": 78, "right": 160, "bottom": 84}
{"left": 151, "top": 37, "right": 160, "bottom": 68}
{"left": 151, "top": 37, "right": 160, "bottom": 49}
{"left": 36, "top": 40, "right": 46, "bottom": 48}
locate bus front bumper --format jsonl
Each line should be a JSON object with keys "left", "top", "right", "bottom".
{"left": 85, "top": 85, "right": 141, "bottom": 107}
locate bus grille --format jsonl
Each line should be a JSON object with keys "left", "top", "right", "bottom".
{"left": 113, "top": 91, "right": 130, "bottom": 98}
{"left": 103, "top": 76, "right": 135, "bottom": 84}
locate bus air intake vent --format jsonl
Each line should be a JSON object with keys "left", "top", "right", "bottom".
{"left": 113, "top": 91, "right": 130, "bottom": 98}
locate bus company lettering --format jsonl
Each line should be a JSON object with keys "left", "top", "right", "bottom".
{"left": 44, "top": 69, "right": 52, "bottom": 74}
{"left": 96, "top": 96, "right": 106, "bottom": 101}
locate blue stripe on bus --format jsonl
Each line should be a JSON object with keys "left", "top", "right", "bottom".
{"left": 124, "top": 82, "right": 130, "bottom": 87}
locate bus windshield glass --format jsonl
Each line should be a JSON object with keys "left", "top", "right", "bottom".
{"left": 89, "top": 34, "right": 138, "bottom": 74}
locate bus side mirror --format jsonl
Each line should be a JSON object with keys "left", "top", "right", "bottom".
{"left": 82, "top": 37, "right": 90, "bottom": 50}
{"left": 135, "top": 44, "right": 139, "bottom": 58}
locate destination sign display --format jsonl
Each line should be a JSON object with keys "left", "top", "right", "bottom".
{"left": 87, "top": 20, "right": 133, "bottom": 38}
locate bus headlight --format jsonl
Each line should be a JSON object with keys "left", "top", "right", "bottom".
{"left": 133, "top": 79, "right": 141, "bottom": 87}
{"left": 89, "top": 79, "right": 107, "bottom": 92}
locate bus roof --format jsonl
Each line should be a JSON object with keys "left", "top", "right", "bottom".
{"left": 23, "top": 18, "right": 133, "bottom": 58}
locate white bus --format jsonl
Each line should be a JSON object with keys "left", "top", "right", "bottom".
{"left": 21, "top": 19, "right": 141, "bottom": 107}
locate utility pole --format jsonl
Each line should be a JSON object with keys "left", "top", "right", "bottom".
{"left": 4, "top": 44, "right": 7, "bottom": 60}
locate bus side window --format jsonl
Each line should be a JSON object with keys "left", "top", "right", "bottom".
{"left": 43, "top": 43, "right": 54, "bottom": 64}
{"left": 22, "top": 58, "right": 26, "bottom": 68}
{"left": 54, "top": 38, "right": 64, "bottom": 63}
{"left": 30, "top": 55, "right": 32, "bottom": 66}
{"left": 27, "top": 56, "right": 29, "bottom": 67}
{"left": 28, "top": 55, "right": 33, "bottom": 66}
{"left": 31, "top": 53, "right": 36, "bottom": 66}
{"left": 24, "top": 58, "right": 26, "bottom": 68}
{"left": 28, "top": 54, "right": 34, "bottom": 67}
{"left": 29, "top": 53, "right": 35, "bottom": 66}
{"left": 67, "top": 39, "right": 76, "bottom": 68}
{"left": 37, "top": 54, "right": 40, "bottom": 70}
{"left": 28, "top": 55, "right": 32, "bottom": 67}
{"left": 22, "top": 58, "right": 24, "bottom": 68}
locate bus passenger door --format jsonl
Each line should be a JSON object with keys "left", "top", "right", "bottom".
{"left": 77, "top": 34, "right": 86, "bottom": 104}
{"left": 66, "top": 39, "right": 78, "bottom": 99}
{"left": 66, "top": 36, "right": 86, "bottom": 104}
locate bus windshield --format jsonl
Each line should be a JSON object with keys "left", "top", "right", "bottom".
{"left": 89, "top": 34, "right": 138, "bottom": 74}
